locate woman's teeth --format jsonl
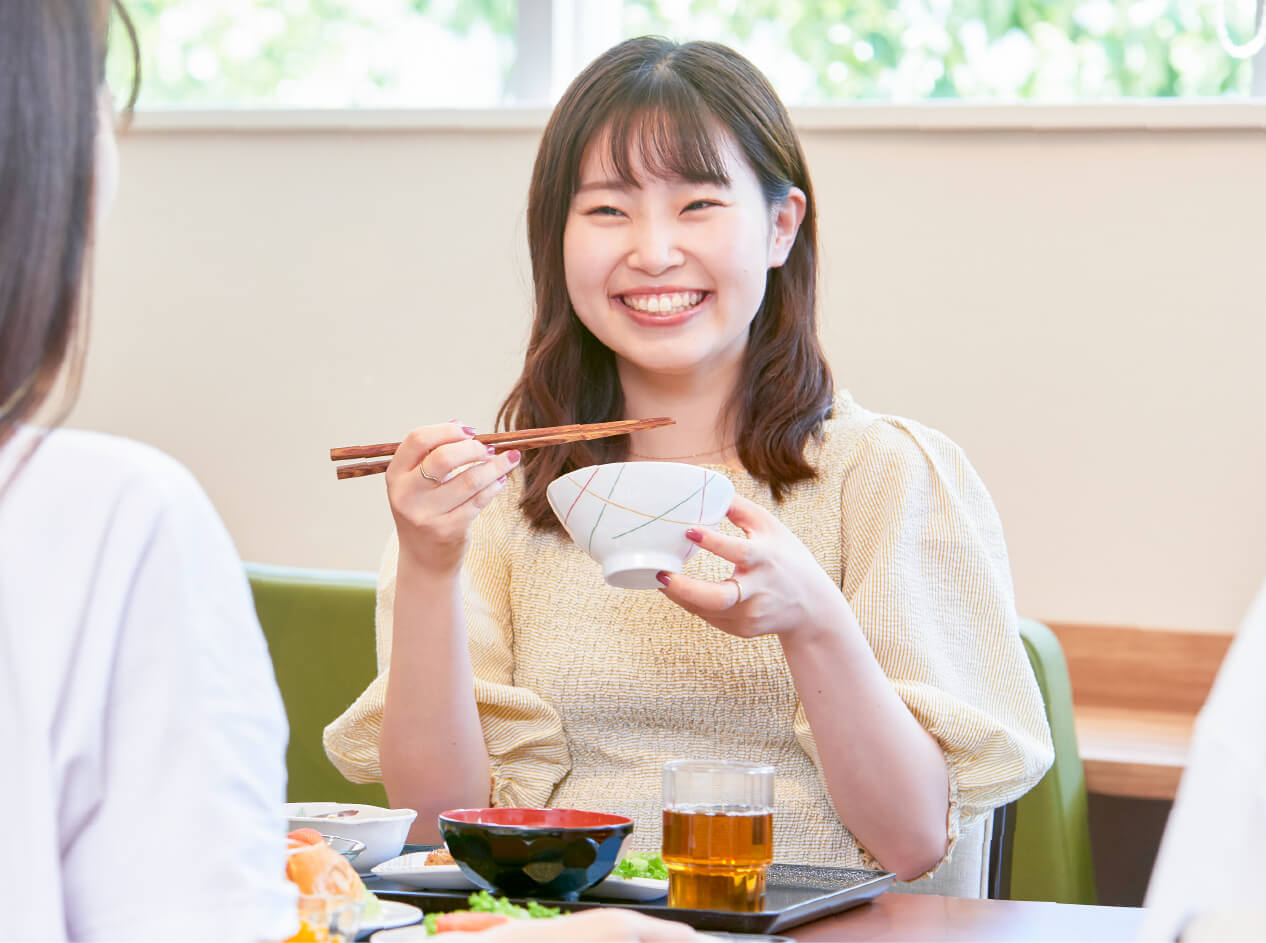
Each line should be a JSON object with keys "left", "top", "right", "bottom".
{"left": 622, "top": 291, "right": 704, "bottom": 314}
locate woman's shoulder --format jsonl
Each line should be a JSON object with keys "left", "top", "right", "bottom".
{"left": 3, "top": 427, "right": 223, "bottom": 543}
{"left": 813, "top": 391, "right": 974, "bottom": 482}
{"left": 23, "top": 427, "right": 206, "bottom": 503}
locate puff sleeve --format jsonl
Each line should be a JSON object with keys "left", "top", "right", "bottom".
{"left": 791, "top": 416, "right": 1054, "bottom": 859}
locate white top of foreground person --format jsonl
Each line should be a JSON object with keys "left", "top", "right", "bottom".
{"left": 1138, "top": 581, "right": 1266, "bottom": 941}
{"left": 0, "top": 427, "right": 297, "bottom": 942}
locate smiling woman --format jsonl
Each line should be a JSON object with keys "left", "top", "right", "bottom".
{"left": 325, "top": 35, "right": 1054, "bottom": 896}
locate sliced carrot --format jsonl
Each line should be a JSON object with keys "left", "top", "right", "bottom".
{"left": 287, "top": 827, "right": 325, "bottom": 846}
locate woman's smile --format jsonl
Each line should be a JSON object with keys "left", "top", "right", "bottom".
{"left": 616, "top": 289, "right": 711, "bottom": 327}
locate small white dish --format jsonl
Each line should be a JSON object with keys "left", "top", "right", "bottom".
{"left": 286, "top": 802, "right": 417, "bottom": 870}
{"left": 371, "top": 852, "right": 668, "bottom": 901}
{"left": 360, "top": 900, "right": 422, "bottom": 933}
{"left": 371, "top": 852, "right": 474, "bottom": 891}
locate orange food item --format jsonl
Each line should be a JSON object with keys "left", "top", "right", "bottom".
{"left": 288, "top": 828, "right": 325, "bottom": 846}
{"left": 433, "top": 912, "right": 512, "bottom": 933}
{"left": 285, "top": 841, "right": 363, "bottom": 901}
{"left": 285, "top": 920, "right": 322, "bottom": 942}
{"left": 424, "top": 847, "right": 456, "bottom": 866}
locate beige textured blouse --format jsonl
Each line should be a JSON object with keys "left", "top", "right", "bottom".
{"left": 325, "top": 391, "right": 1053, "bottom": 876}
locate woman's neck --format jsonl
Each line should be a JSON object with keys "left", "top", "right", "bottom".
{"left": 618, "top": 359, "right": 740, "bottom": 464}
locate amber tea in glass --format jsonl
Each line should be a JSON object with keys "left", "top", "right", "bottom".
{"left": 661, "top": 759, "right": 775, "bottom": 912}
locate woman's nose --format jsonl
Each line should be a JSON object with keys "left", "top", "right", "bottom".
{"left": 627, "top": 218, "right": 684, "bottom": 274}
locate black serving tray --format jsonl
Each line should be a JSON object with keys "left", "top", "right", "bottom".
{"left": 364, "top": 861, "right": 894, "bottom": 935}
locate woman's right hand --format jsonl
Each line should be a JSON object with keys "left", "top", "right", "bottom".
{"left": 386, "top": 421, "right": 521, "bottom": 575}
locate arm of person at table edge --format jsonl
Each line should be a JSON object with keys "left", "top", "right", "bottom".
{"left": 377, "top": 423, "right": 519, "bottom": 843}
{"left": 381, "top": 554, "right": 493, "bottom": 843}
{"left": 781, "top": 590, "right": 952, "bottom": 881}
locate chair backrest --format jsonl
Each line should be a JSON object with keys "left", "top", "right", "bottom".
{"left": 1009, "top": 617, "right": 1097, "bottom": 904}
{"left": 246, "top": 562, "right": 388, "bottom": 806}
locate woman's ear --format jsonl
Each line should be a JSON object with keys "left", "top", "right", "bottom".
{"left": 767, "top": 186, "right": 807, "bottom": 269}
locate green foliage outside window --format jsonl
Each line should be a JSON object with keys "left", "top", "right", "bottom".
{"left": 110, "top": 0, "right": 517, "bottom": 107}
{"left": 625, "top": 0, "right": 1253, "bottom": 99}
{"left": 109, "top": 0, "right": 1255, "bottom": 108}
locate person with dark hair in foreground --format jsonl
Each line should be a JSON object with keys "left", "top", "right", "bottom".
{"left": 0, "top": 2, "right": 295, "bottom": 938}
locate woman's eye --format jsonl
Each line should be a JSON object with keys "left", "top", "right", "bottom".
{"left": 585, "top": 205, "right": 624, "bottom": 217}
{"left": 683, "top": 200, "right": 720, "bottom": 212}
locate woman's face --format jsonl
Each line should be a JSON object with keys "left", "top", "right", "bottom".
{"left": 562, "top": 129, "right": 804, "bottom": 387}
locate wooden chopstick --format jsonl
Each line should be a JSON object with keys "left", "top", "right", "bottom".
{"left": 332, "top": 417, "right": 674, "bottom": 480}
{"left": 329, "top": 417, "right": 673, "bottom": 461}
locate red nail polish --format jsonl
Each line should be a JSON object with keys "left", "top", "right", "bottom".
{"left": 506, "top": 449, "right": 521, "bottom": 463}
{"left": 498, "top": 474, "right": 507, "bottom": 483}
{"left": 685, "top": 528, "right": 702, "bottom": 543}
{"left": 656, "top": 572, "right": 672, "bottom": 586}
{"left": 462, "top": 425, "right": 477, "bottom": 436}
{"left": 487, "top": 445, "right": 497, "bottom": 455}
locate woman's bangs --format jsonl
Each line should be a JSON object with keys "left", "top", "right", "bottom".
{"left": 596, "top": 88, "right": 731, "bottom": 188}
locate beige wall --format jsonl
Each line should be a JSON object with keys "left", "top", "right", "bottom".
{"left": 78, "top": 120, "right": 1266, "bottom": 632}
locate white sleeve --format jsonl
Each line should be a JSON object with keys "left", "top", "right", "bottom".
{"left": 1139, "top": 584, "right": 1266, "bottom": 941}
{"left": 59, "top": 464, "right": 297, "bottom": 943}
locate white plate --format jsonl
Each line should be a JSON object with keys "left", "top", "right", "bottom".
{"left": 370, "top": 853, "right": 668, "bottom": 902}
{"left": 371, "top": 853, "right": 474, "bottom": 891}
{"left": 360, "top": 900, "right": 422, "bottom": 933}
{"left": 369, "top": 925, "right": 429, "bottom": 943}
{"left": 587, "top": 875, "right": 670, "bottom": 902}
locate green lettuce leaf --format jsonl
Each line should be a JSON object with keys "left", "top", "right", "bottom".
{"left": 612, "top": 852, "right": 669, "bottom": 880}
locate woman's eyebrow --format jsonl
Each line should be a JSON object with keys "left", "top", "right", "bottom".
{"left": 575, "top": 175, "right": 728, "bottom": 194}
{"left": 575, "top": 178, "right": 636, "bottom": 194}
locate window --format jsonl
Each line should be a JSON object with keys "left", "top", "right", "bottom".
{"left": 112, "top": 0, "right": 517, "bottom": 107}
{"left": 110, "top": 0, "right": 1265, "bottom": 108}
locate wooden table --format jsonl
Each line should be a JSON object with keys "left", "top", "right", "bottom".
{"left": 789, "top": 894, "right": 1143, "bottom": 941}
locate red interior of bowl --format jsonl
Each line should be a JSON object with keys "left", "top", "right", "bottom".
{"left": 440, "top": 807, "right": 632, "bottom": 829}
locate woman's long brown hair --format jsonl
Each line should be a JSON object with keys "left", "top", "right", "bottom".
{"left": 499, "top": 37, "right": 834, "bottom": 532}
{"left": 0, "top": 0, "right": 139, "bottom": 490}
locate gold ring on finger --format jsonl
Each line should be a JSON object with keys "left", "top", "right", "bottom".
{"left": 418, "top": 464, "right": 442, "bottom": 484}
{"left": 724, "top": 576, "right": 743, "bottom": 606}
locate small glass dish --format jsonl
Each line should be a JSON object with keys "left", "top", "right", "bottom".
{"left": 321, "top": 834, "right": 366, "bottom": 864}
{"left": 293, "top": 893, "right": 364, "bottom": 943}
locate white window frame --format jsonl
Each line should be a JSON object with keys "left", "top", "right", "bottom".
{"left": 125, "top": 0, "right": 1266, "bottom": 132}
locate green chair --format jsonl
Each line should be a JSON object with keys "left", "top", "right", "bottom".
{"left": 998, "top": 617, "right": 1097, "bottom": 904}
{"left": 246, "top": 562, "right": 388, "bottom": 806}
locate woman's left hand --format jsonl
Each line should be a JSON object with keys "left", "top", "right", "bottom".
{"left": 655, "top": 494, "right": 848, "bottom": 642}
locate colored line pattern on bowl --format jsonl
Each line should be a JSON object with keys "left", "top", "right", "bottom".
{"left": 562, "top": 463, "right": 729, "bottom": 536}
{"left": 611, "top": 474, "right": 712, "bottom": 539}
{"left": 587, "top": 463, "right": 627, "bottom": 554}
{"left": 563, "top": 466, "right": 602, "bottom": 526}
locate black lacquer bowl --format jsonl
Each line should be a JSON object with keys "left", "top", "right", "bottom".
{"left": 438, "top": 807, "right": 634, "bottom": 901}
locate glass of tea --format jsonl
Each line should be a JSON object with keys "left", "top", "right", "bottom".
{"left": 661, "top": 759, "right": 775, "bottom": 912}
